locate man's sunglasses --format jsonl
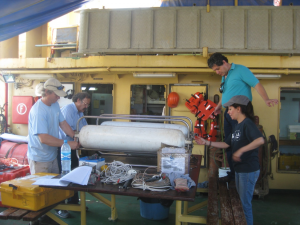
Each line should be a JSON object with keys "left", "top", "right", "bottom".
{"left": 46, "top": 85, "right": 64, "bottom": 90}
{"left": 219, "top": 82, "right": 224, "bottom": 94}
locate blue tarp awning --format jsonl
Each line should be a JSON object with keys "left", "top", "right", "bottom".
{"left": 1, "top": 0, "right": 299, "bottom": 42}
{"left": 0, "top": 0, "right": 89, "bottom": 42}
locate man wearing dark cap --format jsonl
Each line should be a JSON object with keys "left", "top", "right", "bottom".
{"left": 27, "top": 78, "right": 79, "bottom": 175}
{"left": 207, "top": 53, "right": 278, "bottom": 182}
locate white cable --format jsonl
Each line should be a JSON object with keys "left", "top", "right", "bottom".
{"left": 131, "top": 180, "right": 171, "bottom": 192}
{"left": 101, "top": 163, "right": 171, "bottom": 191}
{"left": 95, "top": 169, "right": 101, "bottom": 175}
{"left": 100, "top": 161, "right": 135, "bottom": 184}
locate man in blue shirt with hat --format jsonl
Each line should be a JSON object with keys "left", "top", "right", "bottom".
{"left": 27, "top": 78, "right": 79, "bottom": 175}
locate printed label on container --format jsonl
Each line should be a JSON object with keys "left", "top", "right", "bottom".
{"left": 161, "top": 157, "right": 185, "bottom": 174}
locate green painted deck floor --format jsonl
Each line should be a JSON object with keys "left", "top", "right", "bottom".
{"left": 1, "top": 190, "right": 299, "bottom": 225}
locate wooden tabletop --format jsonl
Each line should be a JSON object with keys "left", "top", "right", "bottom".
{"left": 40, "top": 155, "right": 202, "bottom": 202}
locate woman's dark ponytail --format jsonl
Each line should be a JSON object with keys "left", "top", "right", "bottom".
{"left": 245, "top": 101, "right": 255, "bottom": 122}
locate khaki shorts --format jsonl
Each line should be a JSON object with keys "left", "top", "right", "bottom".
{"left": 28, "top": 158, "right": 59, "bottom": 175}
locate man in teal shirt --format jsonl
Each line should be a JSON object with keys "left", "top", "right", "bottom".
{"left": 207, "top": 53, "right": 278, "bottom": 182}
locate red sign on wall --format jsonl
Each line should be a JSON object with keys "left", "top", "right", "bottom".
{"left": 12, "top": 96, "right": 34, "bottom": 124}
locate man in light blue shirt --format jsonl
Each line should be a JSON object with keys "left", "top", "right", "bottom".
{"left": 207, "top": 53, "right": 278, "bottom": 182}
{"left": 58, "top": 92, "right": 91, "bottom": 207}
{"left": 27, "top": 78, "right": 79, "bottom": 175}
{"left": 58, "top": 92, "right": 91, "bottom": 173}
{"left": 59, "top": 92, "right": 90, "bottom": 142}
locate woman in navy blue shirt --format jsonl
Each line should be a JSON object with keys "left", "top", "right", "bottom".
{"left": 195, "top": 95, "right": 264, "bottom": 225}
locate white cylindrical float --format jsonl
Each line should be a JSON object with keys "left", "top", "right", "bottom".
{"left": 101, "top": 121, "right": 189, "bottom": 138}
{"left": 79, "top": 125, "right": 185, "bottom": 152}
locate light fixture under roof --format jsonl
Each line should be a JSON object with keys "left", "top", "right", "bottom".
{"left": 81, "top": 87, "right": 87, "bottom": 91}
{"left": 2, "top": 73, "right": 15, "bottom": 83}
{"left": 254, "top": 74, "right": 282, "bottom": 79}
{"left": 133, "top": 73, "right": 176, "bottom": 78}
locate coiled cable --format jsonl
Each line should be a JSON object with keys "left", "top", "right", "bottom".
{"left": 100, "top": 160, "right": 134, "bottom": 184}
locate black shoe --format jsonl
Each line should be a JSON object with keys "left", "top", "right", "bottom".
{"left": 218, "top": 176, "right": 231, "bottom": 183}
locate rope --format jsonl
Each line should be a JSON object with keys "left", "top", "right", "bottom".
{"left": 0, "top": 158, "right": 19, "bottom": 166}
{"left": 131, "top": 167, "right": 171, "bottom": 192}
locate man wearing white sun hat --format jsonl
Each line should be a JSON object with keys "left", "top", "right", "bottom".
{"left": 27, "top": 78, "right": 79, "bottom": 175}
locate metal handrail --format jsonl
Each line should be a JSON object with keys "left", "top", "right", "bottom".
{"left": 98, "top": 114, "right": 193, "bottom": 135}
{"left": 77, "top": 115, "right": 191, "bottom": 139}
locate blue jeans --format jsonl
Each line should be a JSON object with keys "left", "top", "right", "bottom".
{"left": 224, "top": 108, "right": 237, "bottom": 179}
{"left": 235, "top": 170, "right": 260, "bottom": 225}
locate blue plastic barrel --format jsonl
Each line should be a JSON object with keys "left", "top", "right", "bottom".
{"left": 139, "top": 199, "right": 170, "bottom": 220}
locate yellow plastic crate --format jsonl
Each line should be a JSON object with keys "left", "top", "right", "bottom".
{"left": 0, "top": 173, "right": 74, "bottom": 211}
{"left": 279, "top": 155, "right": 293, "bottom": 170}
